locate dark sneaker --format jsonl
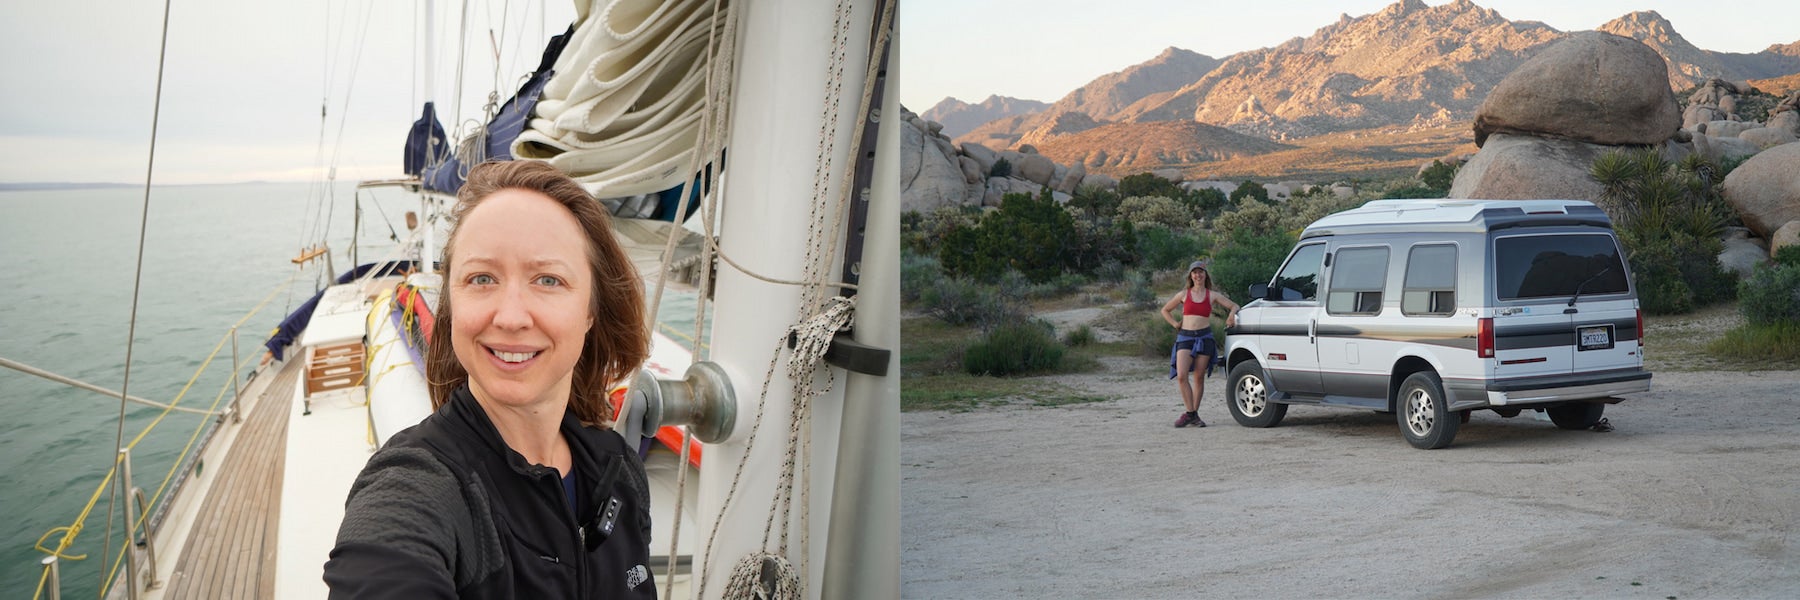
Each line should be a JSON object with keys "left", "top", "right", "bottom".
{"left": 1193, "top": 416, "right": 1207, "bottom": 428}
{"left": 1174, "top": 413, "right": 1194, "bottom": 428}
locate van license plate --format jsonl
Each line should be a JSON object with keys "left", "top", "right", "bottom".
{"left": 1578, "top": 325, "right": 1614, "bottom": 351}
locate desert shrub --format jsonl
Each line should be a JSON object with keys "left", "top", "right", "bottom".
{"left": 1230, "top": 180, "right": 1271, "bottom": 205}
{"left": 1706, "top": 321, "right": 1800, "bottom": 363}
{"left": 1134, "top": 226, "right": 1209, "bottom": 271}
{"left": 901, "top": 248, "right": 941, "bottom": 303}
{"left": 1125, "top": 269, "right": 1157, "bottom": 308}
{"left": 1095, "top": 259, "right": 1128, "bottom": 283}
{"left": 1067, "top": 184, "right": 1124, "bottom": 220}
{"left": 1118, "top": 172, "right": 1184, "bottom": 199}
{"left": 1591, "top": 148, "right": 1737, "bottom": 314}
{"left": 1028, "top": 272, "right": 1090, "bottom": 299}
{"left": 1382, "top": 184, "right": 1443, "bottom": 199}
{"left": 1135, "top": 313, "right": 1179, "bottom": 356}
{"left": 902, "top": 205, "right": 982, "bottom": 255}
{"left": 990, "top": 157, "right": 1012, "bottom": 178}
{"left": 1116, "top": 195, "right": 1202, "bottom": 231}
{"left": 1212, "top": 201, "right": 1286, "bottom": 238}
{"left": 1063, "top": 325, "right": 1096, "bottom": 347}
{"left": 1774, "top": 245, "right": 1800, "bottom": 268}
{"left": 1739, "top": 262, "right": 1800, "bottom": 325}
{"left": 921, "top": 277, "right": 1020, "bottom": 328}
{"left": 1420, "top": 159, "right": 1459, "bottom": 193}
{"left": 963, "top": 319, "right": 1064, "bottom": 376}
{"left": 937, "top": 189, "right": 1077, "bottom": 283}
{"left": 1066, "top": 213, "right": 1137, "bottom": 272}
{"left": 1211, "top": 231, "right": 1297, "bottom": 300}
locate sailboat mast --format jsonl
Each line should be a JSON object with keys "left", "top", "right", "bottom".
{"left": 420, "top": 0, "right": 439, "bottom": 274}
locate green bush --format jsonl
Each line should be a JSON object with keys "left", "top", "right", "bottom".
{"left": 1133, "top": 226, "right": 1209, "bottom": 272}
{"left": 1063, "top": 325, "right": 1096, "bottom": 347}
{"left": 1592, "top": 148, "right": 1736, "bottom": 314}
{"left": 990, "top": 157, "right": 1012, "bottom": 178}
{"left": 1117, "top": 195, "right": 1202, "bottom": 231}
{"left": 1230, "top": 180, "right": 1270, "bottom": 205}
{"left": 937, "top": 188, "right": 1078, "bottom": 283}
{"left": 1118, "top": 173, "right": 1184, "bottom": 199}
{"left": 1211, "top": 231, "right": 1297, "bottom": 300}
{"left": 1420, "top": 160, "right": 1459, "bottom": 193}
{"left": 963, "top": 319, "right": 1064, "bottom": 376}
{"left": 1706, "top": 321, "right": 1800, "bottom": 363}
{"left": 901, "top": 248, "right": 941, "bottom": 303}
{"left": 1125, "top": 269, "right": 1157, "bottom": 308}
{"left": 1774, "top": 245, "right": 1800, "bottom": 268}
{"left": 920, "top": 277, "right": 1020, "bottom": 327}
{"left": 1136, "top": 312, "right": 1179, "bottom": 356}
{"left": 1739, "top": 262, "right": 1800, "bottom": 325}
{"left": 1211, "top": 201, "right": 1286, "bottom": 237}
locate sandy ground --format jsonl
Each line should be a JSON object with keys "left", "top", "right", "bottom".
{"left": 901, "top": 356, "right": 1800, "bottom": 599}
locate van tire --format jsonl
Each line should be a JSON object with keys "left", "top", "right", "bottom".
{"left": 1397, "top": 371, "right": 1458, "bottom": 449}
{"left": 1227, "top": 360, "right": 1287, "bottom": 428}
{"left": 1547, "top": 402, "right": 1605, "bottom": 430}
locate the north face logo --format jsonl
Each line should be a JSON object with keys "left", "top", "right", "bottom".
{"left": 626, "top": 564, "right": 648, "bottom": 589}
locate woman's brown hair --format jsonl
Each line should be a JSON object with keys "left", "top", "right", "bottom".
{"left": 425, "top": 160, "right": 649, "bottom": 426}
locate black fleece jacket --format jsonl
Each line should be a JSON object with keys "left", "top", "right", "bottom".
{"left": 324, "top": 384, "right": 657, "bottom": 599}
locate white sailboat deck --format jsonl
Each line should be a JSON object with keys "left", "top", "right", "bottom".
{"left": 151, "top": 357, "right": 300, "bottom": 598}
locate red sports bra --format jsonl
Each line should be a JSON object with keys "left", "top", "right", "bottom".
{"left": 1183, "top": 288, "right": 1212, "bottom": 317}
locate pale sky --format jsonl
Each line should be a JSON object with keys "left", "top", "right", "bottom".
{"left": 900, "top": 0, "right": 1799, "bottom": 111}
{"left": 0, "top": 0, "right": 575, "bottom": 184}
{"left": 1, "top": 1, "right": 1792, "bottom": 184}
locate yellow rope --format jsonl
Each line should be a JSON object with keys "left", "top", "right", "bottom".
{"left": 31, "top": 271, "right": 301, "bottom": 584}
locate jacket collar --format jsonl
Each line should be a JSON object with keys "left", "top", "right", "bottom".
{"left": 446, "top": 383, "right": 600, "bottom": 479}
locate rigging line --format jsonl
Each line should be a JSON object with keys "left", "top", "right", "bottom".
{"left": 103, "top": 0, "right": 175, "bottom": 589}
{"left": 321, "top": 0, "right": 379, "bottom": 246}
{"left": 0, "top": 358, "right": 218, "bottom": 416}
{"left": 661, "top": 0, "right": 736, "bottom": 587}
{"left": 450, "top": 0, "right": 472, "bottom": 139}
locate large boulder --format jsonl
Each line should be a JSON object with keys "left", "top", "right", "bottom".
{"left": 1740, "top": 114, "right": 1800, "bottom": 148}
{"left": 1692, "top": 134, "right": 1762, "bottom": 164}
{"left": 1721, "top": 142, "right": 1800, "bottom": 238}
{"left": 960, "top": 142, "right": 998, "bottom": 175}
{"left": 1080, "top": 172, "right": 1118, "bottom": 191}
{"left": 1771, "top": 220, "right": 1800, "bottom": 257}
{"left": 1448, "top": 133, "right": 1606, "bottom": 202}
{"left": 1719, "top": 227, "right": 1770, "bottom": 278}
{"left": 1014, "top": 153, "right": 1057, "bottom": 188}
{"left": 1701, "top": 120, "right": 1761, "bottom": 138}
{"left": 957, "top": 155, "right": 983, "bottom": 185}
{"left": 901, "top": 121, "right": 973, "bottom": 213}
{"left": 1473, "top": 32, "right": 1680, "bottom": 147}
{"left": 1057, "top": 161, "right": 1087, "bottom": 194}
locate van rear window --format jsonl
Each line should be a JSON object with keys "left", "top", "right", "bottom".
{"left": 1495, "top": 234, "right": 1630, "bottom": 301}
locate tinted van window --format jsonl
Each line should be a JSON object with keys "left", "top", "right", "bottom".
{"left": 1327, "top": 246, "right": 1388, "bottom": 315}
{"left": 1403, "top": 244, "right": 1457, "bottom": 316}
{"left": 1272, "top": 243, "right": 1326, "bottom": 301}
{"left": 1495, "top": 234, "right": 1629, "bottom": 301}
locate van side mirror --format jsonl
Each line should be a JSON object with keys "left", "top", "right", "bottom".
{"left": 1249, "top": 283, "right": 1270, "bottom": 301}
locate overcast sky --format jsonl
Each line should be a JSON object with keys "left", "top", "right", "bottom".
{"left": 1, "top": 1, "right": 1793, "bottom": 184}
{"left": 0, "top": 0, "right": 574, "bottom": 185}
{"left": 900, "top": 0, "right": 1799, "bottom": 110}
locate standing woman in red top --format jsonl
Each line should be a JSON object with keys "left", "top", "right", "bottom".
{"left": 1160, "top": 259, "right": 1239, "bottom": 427}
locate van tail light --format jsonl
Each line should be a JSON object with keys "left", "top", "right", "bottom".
{"left": 1636, "top": 309, "right": 1644, "bottom": 343}
{"left": 1477, "top": 317, "right": 1495, "bottom": 358}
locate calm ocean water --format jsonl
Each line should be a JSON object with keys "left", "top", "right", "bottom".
{"left": 0, "top": 182, "right": 698, "bottom": 595}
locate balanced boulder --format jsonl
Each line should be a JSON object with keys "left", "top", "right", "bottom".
{"left": 1473, "top": 32, "right": 1680, "bottom": 147}
{"left": 1720, "top": 141, "right": 1800, "bottom": 239}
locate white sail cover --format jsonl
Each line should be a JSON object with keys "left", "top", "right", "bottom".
{"left": 515, "top": 0, "right": 721, "bottom": 199}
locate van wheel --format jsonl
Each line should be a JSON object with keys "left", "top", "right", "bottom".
{"left": 1397, "top": 372, "right": 1458, "bottom": 449}
{"left": 1227, "top": 360, "right": 1286, "bottom": 428}
{"left": 1547, "top": 402, "right": 1605, "bottom": 430}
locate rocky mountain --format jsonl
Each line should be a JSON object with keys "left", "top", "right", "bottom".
{"left": 1029, "top": 121, "right": 1294, "bottom": 173}
{"left": 919, "top": 95, "right": 1048, "bottom": 139}
{"left": 945, "top": 0, "right": 1800, "bottom": 172}
{"left": 1598, "top": 11, "right": 1800, "bottom": 90}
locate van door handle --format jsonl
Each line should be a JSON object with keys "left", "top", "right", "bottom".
{"left": 1309, "top": 318, "right": 1317, "bottom": 344}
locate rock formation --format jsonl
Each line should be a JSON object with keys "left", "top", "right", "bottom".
{"left": 900, "top": 107, "right": 1116, "bottom": 214}
{"left": 921, "top": 95, "right": 1050, "bottom": 140}
{"left": 1720, "top": 141, "right": 1800, "bottom": 240}
{"left": 1472, "top": 32, "right": 1680, "bottom": 147}
{"left": 1453, "top": 33, "right": 1681, "bottom": 203}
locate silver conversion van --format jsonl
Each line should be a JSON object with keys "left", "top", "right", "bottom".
{"left": 1222, "top": 199, "right": 1652, "bottom": 449}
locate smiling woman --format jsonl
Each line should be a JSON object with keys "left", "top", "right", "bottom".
{"left": 324, "top": 160, "right": 658, "bottom": 598}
